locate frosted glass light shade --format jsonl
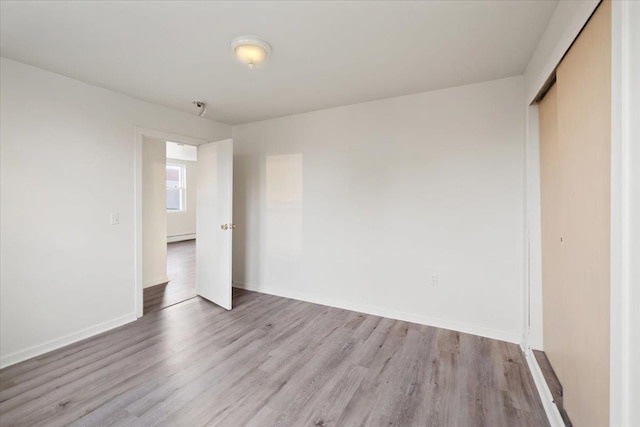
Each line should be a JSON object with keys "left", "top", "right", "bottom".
{"left": 231, "top": 36, "right": 271, "bottom": 69}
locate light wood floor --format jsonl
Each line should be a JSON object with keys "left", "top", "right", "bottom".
{"left": 0, "top": 288, "right": 548, "bottom": 426}
{"left": 143, "top": 240, "right": 196, "bottom": 314}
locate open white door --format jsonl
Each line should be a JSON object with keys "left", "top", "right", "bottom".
{"left": 196, "top": 139, "right": 233, "bottom": 310}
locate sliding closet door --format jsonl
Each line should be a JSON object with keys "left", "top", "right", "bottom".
{"left": 556, "top": 1, "right": 611, "bottom": 425}
{"left": 539, "top": 83, "right": 566, "bottom": 385}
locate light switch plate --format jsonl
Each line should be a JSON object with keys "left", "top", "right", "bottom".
{"left": 110, "top": 213, "right": 119, "bottom": 225}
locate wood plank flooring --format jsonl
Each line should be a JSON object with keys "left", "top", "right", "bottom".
{"left": 533, "top": 350, "right": 571, "bottom": 426}
{"left": 143, "top": 240, "right": 196, "bottom": 314}
{"left": 0, "top": 289, "right": 549, "bottom": 426}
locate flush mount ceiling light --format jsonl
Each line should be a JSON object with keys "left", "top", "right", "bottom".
{"left": 231, "top": 35, "right": 271, "bottom": 69}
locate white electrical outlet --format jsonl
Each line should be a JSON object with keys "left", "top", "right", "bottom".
{"left": 430, "top": 273, "right": 438, "bottom": 286}
{"left": 110, "top": 213, "right": 120, "bottom": 225}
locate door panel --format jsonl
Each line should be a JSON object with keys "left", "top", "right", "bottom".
{"left": 556, "top": 2, "right": 611, "bottom": 424}
{"left": 538, "top": 1, "right": 611, "bottom": 425}
{"left": 539, "top": 83, "right": 566, "bottom": 384}
{"left": 196, "top": 139, "right": 234, "bottom": 310}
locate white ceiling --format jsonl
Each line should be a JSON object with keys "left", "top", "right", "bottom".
{"left": 0, "top": 1, "right": 557, "bottom": 125}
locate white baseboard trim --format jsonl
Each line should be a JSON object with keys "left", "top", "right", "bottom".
{"left": 520, "top": 334, "right": 528, "bottom": 353}
{"left": 167, "top": 234, "right": 196, "bottom": 243}
{"left": 525, "top": 348, "right": 566, "bottom": 427}
{"left": 232, "top": 282, "right": 521, "bottom": 344}
{"left": 0, "top": 313, "right": 137, "bottom": 369}
{"left": 143, "top": 276, "right": 169, "bottom": 288}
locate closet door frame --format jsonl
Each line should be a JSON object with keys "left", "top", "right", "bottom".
{"left": 522, "top": 1, "right": 635, "bottom": 425}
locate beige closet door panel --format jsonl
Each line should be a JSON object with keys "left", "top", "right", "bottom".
{"left": 556, "top": 1, "right": 611, "bottom": 426}
{"left": 538, "top": 83, "right": 566, "bottom": 384}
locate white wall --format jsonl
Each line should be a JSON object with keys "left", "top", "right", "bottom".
{"left": 627, "top": 4, "right": 640, "bottom": 422}
{"left": 166, "top": 141, "right": 197, "bottom": 162}
{"left": 142, "top": 136, "right": 168, "bottom": 287}
{"left": 0, "top": 57, "right": 230, "bottom": 367}
{"left": 616, "top": 2, "right": 640, "bottom": 425}
{"left": 166, "top": 158, "right": 197, "bottom": 240}
{"left": 232, "top": 76, "right": 525, "bottom": 343}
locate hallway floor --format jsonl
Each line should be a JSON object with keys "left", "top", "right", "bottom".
{"left": 143, "top": 239, "right": 196, "bottom": 314}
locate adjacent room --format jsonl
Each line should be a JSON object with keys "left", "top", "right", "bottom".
{"left": 142, "top": 139, "right": 199, "bottom": 314}
{"left": 0, "top": 1, "right": 637, "bottom": 426}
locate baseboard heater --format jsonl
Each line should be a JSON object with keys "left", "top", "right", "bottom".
{"left": 167, "top": 234, "right": 196, "bottom": 243}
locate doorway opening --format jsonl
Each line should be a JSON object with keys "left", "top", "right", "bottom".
{"left": 143, "top": 140, "right": 198, "bottom": 314}
{"left": 134, "top": 127, "right": 235, "bottom": 318}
